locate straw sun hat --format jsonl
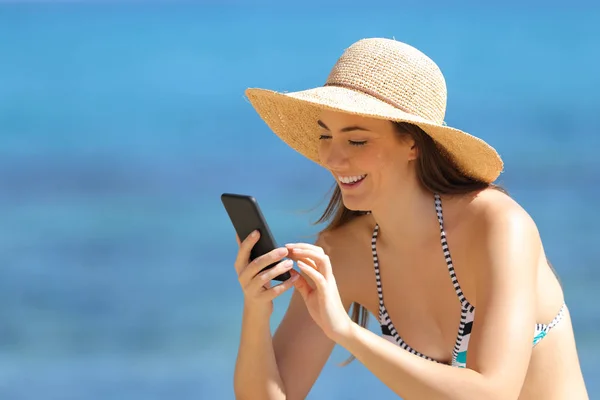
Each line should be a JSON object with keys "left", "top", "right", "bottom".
{"left": 245, "top": 38, "right": 503, "bottom": 183}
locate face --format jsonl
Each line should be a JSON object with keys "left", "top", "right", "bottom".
{"left": 317, "top": 110, "right": 418, "bottom": 211}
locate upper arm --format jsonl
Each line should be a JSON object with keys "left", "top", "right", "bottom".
{"left": 467, "top": 198, "right": 541, "bottom": 397}
{"left": 272, "top": 232, "right": 353, "bottom": 400}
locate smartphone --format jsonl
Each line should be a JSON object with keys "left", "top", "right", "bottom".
{"left": 221, "top": 193, "right": 291, "bottom": 282}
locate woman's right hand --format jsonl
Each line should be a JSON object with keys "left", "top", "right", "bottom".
{"left": 234, "top": 230, "right": 300, "bottom": 315}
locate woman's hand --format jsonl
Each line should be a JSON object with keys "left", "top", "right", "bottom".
{"left": 285, "top": 242, "right": 354, "bottom": 341}
{"left": 234, "top": 231, "right": 300, "bottom": 316}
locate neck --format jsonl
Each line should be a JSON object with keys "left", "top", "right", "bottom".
{"left": 370, "top": 176, "right": 439, "bottom": 249}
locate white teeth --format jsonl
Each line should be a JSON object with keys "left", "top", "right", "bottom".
{"left": 339, "top": 174, "right": 366, "bottom": 184}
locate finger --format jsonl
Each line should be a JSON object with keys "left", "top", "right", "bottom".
{"left": 296, "top": 260, "right": 327, "bottom": 291}
{"left": 234, "top": 230, "right": 260, "bottom": 275}
{"left": 288, "top": 256, "right": 319, "bottom": 280}
{"left": 239, "top": 247, "right": 289, "bottom": 285}
{"left": 287, "top": 248, "right": 326, "bottom": 263}
{"left": 261, "top": 280, "right": 272, "bottom": 290}
{"left": 285, "top": 243, "right": 325, "bottom": 254}
{"left": 244, "top": 259, "right": 294, "bottom": 293}
{"left": 287, "top": 252, "right": 317, "bottom": 269}
{"left": 292, "top": 272, "right": 311, "bottom": 300}
{"left": 287, "top": 248, "right": 331, "bottom": 278}
{"left": 259, "top": 272, "right": 300, "bottom": 301}
{"left": 295, "top": 266, "right": 317, "bottom": 290}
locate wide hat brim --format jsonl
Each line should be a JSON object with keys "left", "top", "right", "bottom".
{"left": 245, "top": 85, "right": 504, "bottom": 183}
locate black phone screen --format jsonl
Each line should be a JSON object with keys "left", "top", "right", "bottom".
{"left": 221, "top": 193, "right": 291, "bottom": 282}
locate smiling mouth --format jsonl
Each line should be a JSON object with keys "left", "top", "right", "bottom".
{"left": 338, "top": 174, "right": 367, "bottom": 184}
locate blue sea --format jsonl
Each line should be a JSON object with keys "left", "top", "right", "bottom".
{"left": 0, "top": 2, "right": 598, "bottom": 399}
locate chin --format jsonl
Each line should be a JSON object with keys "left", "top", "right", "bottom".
{"left": 336, "top": 175, "right": 374, "bottom": 212}
{"left": 340, "top": 193, "right": 372, "bottom": 212}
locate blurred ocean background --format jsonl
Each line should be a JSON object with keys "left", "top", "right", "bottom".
{"left": 0, "top": 1, "right": 598, "bottom": 399}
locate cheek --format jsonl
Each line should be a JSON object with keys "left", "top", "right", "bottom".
{"left": 368, "top": 148, "right": 408, "bottom": 184}
{"left": 367, "top": 147, "right": 398, "bottom": 171}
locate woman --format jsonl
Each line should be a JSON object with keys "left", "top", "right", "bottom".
{"left": 231, "top": 38, "right": 588, "bottom": 399}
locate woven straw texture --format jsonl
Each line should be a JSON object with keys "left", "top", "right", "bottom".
{"left": 245, "top": 38, "right": 504, "bottom": 183}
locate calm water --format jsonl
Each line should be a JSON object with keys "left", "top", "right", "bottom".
{"left": 0, "top": 3, "right": 598, "bottom": 399}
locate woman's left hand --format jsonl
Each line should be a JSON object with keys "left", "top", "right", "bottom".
{"left": 285, "top": 243, "right": 354, "bottom": 341}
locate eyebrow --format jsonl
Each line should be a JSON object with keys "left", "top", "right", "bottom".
{"left": 317, "top": 120, "right": 371, "bottom": 132}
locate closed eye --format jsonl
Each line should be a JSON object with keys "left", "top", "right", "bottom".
{"left": 319, "top": 135, "right": 366, "bottom": 146}
{"left": 349, "top": 140, "right": 367, "bottom": 146}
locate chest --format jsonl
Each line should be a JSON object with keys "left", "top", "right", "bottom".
{"left": 349, "top": 233, "right": 477, "bottom": 363}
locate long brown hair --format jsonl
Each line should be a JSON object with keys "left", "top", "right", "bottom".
{"left": 314, "top": 121, "right": 507, "bottom": 366}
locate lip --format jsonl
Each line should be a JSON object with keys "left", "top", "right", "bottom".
{"left": 338, "top": 174, "right": 367, "bottom": 190}
{"left": 337, "top": 174, "right": 367, "bottom": 182}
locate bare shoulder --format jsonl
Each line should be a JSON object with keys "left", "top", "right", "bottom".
{"left": 456, "top": 188, "right": 543, "bottom": 290}
{"left": 461, "top": 188, "right": 540, "bottom": 242}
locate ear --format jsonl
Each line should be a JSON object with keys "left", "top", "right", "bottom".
{"left": 407, "top": 138, "right": 419, "bottom": 161}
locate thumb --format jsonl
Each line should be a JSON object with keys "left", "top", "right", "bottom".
{"left": 293, "top": 274, "right": 311, "bottom": 300}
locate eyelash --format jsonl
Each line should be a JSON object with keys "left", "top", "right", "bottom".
{"left": 319, "top": 135, "right": 367, "bottom": 146}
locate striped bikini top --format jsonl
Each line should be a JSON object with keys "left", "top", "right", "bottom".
{"left": 372, "top": 193, "right": 567, "bottom": 368}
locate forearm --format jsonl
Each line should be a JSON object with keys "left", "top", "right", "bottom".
{"left": 233, "top": 306, "right": 286, "bottom": 400}
{"left": 334, "top": 324, "right": 505, "bottom": 400}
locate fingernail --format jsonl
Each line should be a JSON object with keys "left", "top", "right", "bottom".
{"left": 251, "top": 230, "right": 258, "bottom": 238}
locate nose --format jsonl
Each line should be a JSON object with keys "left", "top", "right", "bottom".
{"left": 319, "top": 140, "right": 350, "bottom": 170}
